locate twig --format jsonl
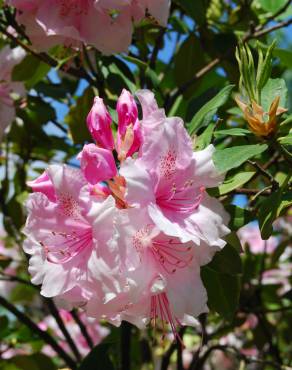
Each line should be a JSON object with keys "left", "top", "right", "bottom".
{"left": 256, "top": 0, "right": 292, "bottom": 30}
{"left": 192, "top": 344, "right": 283, "bottom": 370}
{"left": 247, "top": 160, "right": 278, "bottom": 189}
{"left": 0, "top": 273, "right": 36, "bottom": 288}
{"left": 71, "top": 309, "right": 94, "bottom": 350}
{"left": 246, "top": 18, "right": 292, "bottom": 40}
{"left": 0, "top": 296, "right": 77, "bottom": 370}
{"left": 121, "top": 321, "right": 132, "bottom": 370}
{"left": 160, "top": 327, "right": 186, "bottom": 370}
{"left": 51, "top": 119, "right": 68, "bottom": 134}
{"left": 149, "top": 28, "right": 166, "bottom": 70}
{"left": 232, "top": 187, "right": 272, "bottom": 195}
{"left": 44, "top": 298, "right": 82, "bottom": 363}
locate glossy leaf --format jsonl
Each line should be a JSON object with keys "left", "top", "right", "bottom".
{"left": 213, "top": 144, "right": 268, "bottom": 173}
{"left": 79, "top": 344, "right": 115, "bottom": 370}
{"left": 201, "top": 266, "right": 241, "bottom": 321}
{"left": 187, "top": 85, "right": 234, "bottom": 134}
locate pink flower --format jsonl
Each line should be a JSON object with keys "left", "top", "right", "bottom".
{"left": 120, "top": 91, "right": 229, "bottom": 247}
{"left": 87, "top": 90, "right": 142, "bottom": 161}
{"left": 23, "top": 164, "right": 117, "bottom": 300}
{"left": 0, "top": 45, "right": 25, "bottom": 141}
{"left": 116, "top": 89, "right": 142, "bottom": 160}
{"left": 7, "top": 0, "right": 171, "bottom": 54}
{"left": 238, "top": 223, "right": 277, "bottom": 254}
{"left": 87, "top": 97, "right": 115, "bottom": 150}
{"left": 27, "top": 170, "right": 56, "bottom": 202}
{"left": 77, "top": 144, "right": 117, "bottom": 185}
{"left": 87, "top": 208, "right": 217, "bottom": 336}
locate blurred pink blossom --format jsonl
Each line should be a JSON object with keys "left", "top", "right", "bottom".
{"left": 7, "top": 0, "right": 170, "bottom": 54}
{"left": 0, "top": 45, "right": 25, "bottom": 141}
{"left": 40, "top": 309, "right": 109, "bottom": 357}
{"left": 238, "top": 223, "right": 278, "bottom": 254}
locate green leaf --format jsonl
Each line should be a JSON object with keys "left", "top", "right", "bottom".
{"left": 258, "top": 181, "right": 291, "bottom": 240}
{"left": 258, "top": 190, "right": 282, "bottom": 240}
{"left": 187, "top": 85, "right": 234, "bottom": 134}
{"left": 213, "top": 144, "right": 268, "bottom": 173}
{"left": 78, "top": 344, "right": 115, "bottom": 370}
{"left": 108, "top": 63, "right": 136, "bottom": 92}
{"left": 278, "top": 134, "right": 292, "bottom": 146}
{"left": 207, "top": 244, "right": 242, "bottom": 275}
{"left": 277, "top": 191, "right": 292, "bottom": 216}
{"left": 29, "top": 354, "right": 56, "bottom": 370}
{"left": 8, "top": 354, "right": 56, "bottom": 370}
{"left": 256, "top": 40, "right": 276, "bottom": 95}
{"left": 273, "top": 48, "right": 292, "bottom": 68}
{"left": 201, "top": 266, "right": 241, "bottom": 320}
{"left": 210, "top": 171, "right": 256, "bottom": 196}
{"left": 10, "top": 284, "right": 36, "bottom": 304}
{"left": 226, "top": 205, "right": 254, "bottom": 230}
{"left": 65, "top": 86, "right": 94, "bottom": 144}
{"left": 174, "top": 35, "right": 207, "bottom": 96}
{"left": 12, "top": 55, "right": 50, "bottom": 88}
{"left": 195, "top": 122, "right": 216, "bottom": 150}
{"left": 0, "top": 364, "right": 21, "bottom": 370}
{"left": 175, "top": 0, "right": 207, "bottom": 24}
{"left": 214, "top": 128, "right": 251, "bottom": 137}
{"left": 0, "top": 316, "right": 9, "bottom": 339}
{"left": 261, "top": 78, "right": 287, "bottom": 112}
{"left": 259, "top": 0, "right": 287, "bottom": 12}
{"left": 224, "top": 232, "right": 243, "bottom": 253}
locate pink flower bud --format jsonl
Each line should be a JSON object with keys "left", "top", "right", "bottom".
{"left": 26, "top": 171, "right": 56, "bottom": 202}
{"left": 86, "top": 97, "right": 115, "bottom": 150}
{"left": 116, "top": 89, "right": 142, "bottom": 160}
{"left": 78, "top": 144, "right": 117, "bottom": 185}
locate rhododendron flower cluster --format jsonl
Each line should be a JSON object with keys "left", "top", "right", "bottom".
{"left": 7, "top": 0, "right": 170, "bottom": 54}
{"left": 23, "top": 89, "right": 230, "bottom": 338}
{"left": 0, "top": 45, "right": 25, "bottom": 141}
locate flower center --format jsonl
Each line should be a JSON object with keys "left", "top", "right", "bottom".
{"left": 40, "top": 228, "right": 92, "bottom": 264}
{"left": 132, "top": 227, "right": 193, "bottom": 274}
{"left": 159, "top": 150, "right": 177, "bottom": 180}
{"left": 156, "top": 182, "right": 204, "bottom": 215}
{"left": 58, "top": 0, "right": 90, "bottom": 17}
{"left": 58, "top": 192, "right": 82, "bottom": 219}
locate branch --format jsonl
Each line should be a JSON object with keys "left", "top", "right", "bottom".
{"left": 192, "top": 344, "right": 283, "bottom": 370}
{"left": 44, "top": 298, "right": 82, "bottom": 362}
{"left": 255, "top": 0, "right": 292, "bottom": 30}
{"left": 121, "top": 321, "right": 132, "bottom": 370}
{"left": 247, "top": 18, "right": 292, "bottom": 40}
{"left": 0, "top": 273, "right": 36, "bottom": 288}
{"left": 0, "top": 24, "right": 95, "bottom": 85}
{"left": 247, "top": 160, "right": 278, "bottom": 189}
{"left": 71, "top": 309, "right": 94, "bottom": 350}
{"left": 149, "top": 28, "right": 166, "bottom": 70}
{"left": 232, "top": 187, "right": 272, "bottom": 195}
{"left": 0, "top": 296, "right": 77, "bottom": 370}
{"left": 160, "top": 327, "right": 186, "bottom": 370}
{"left": 51, "top": 119, "right": 68, "bottom": 134}
{"left": 165, "top": 16, "right": 292, "bottom": 111}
